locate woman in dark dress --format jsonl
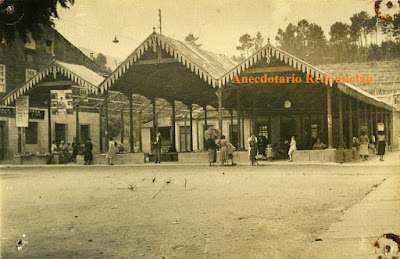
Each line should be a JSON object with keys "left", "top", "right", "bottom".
{"left": 248, "top": 134, "right": 258, "bottom": 166}
{"left": 377, "top": 131, "right": 386, "bottom": 161}
{"left": 84, "top": 138, "right": 93, "bottom": 165}
{"left": 207, "top": 138, "right": 217, "bottom": 166}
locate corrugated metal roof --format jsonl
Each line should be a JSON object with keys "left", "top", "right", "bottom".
{"left": 56, "top": 61, "right": 105, "bottom": 86}
{"left": 99, "top": 32, "right": 238, "bottom": 92}
{"left": 156, "top": 34, "right": 238, "bottom": 80}
{"left": 3, "top": 60, "right": 104, "bottom": 105}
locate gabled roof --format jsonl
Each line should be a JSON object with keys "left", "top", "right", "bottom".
{"left": 4, "top": 60, "right": 104, "bottom": 105}
{"left": 99, "top": 32, "right": 237, "bottom": 92}
{"left": 221, "top": 44, "right": 394, "bottom": 111}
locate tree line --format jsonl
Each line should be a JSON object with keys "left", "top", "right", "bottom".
{"left": 231, "top": 12, "right": 400, "bottom": 64}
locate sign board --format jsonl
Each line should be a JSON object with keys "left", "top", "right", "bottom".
{"left": 50, "top": 90, "right": 73, "bottom": 115}
{"left": 16, "top": 96, "right": 29, "bottom": 127}
{"left": 311, "top": 124, "right": 318, "bottom": 139}
{"left": 377, "top": 123, "right": 384, "bottom": 131}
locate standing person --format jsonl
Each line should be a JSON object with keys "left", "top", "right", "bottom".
{"left": 206, "top": 138, "right": 217, "bottom": 166}
{"left": 288, "top": 136, "right": 297, "bottom": 162}
{"left": 154, "top": 132, "right": 162, "bottom": 163}
{"left": 359, "top": 131, "right": 370, "bottom": 161}
{"left": 247, "top": 134, "right": 258, "bottom": 166}
{"left": 72, "top": 141, "right": 80, "bottom": 163}
{"left": 377, "top": 131, "right": 386, "bottom": 161}
{"left": 218, "top": 135, "right": 229, "bottom": 166}
{"left": 59, "top": 140, "right": 67, "bottom": 164}
{"left": 227, "top": 142, "right": 237, "bottom": 166}
{"left": 106, "top": 137, "right": 116, "bottom": 165}
{"left": 84, "top": 138, "right": 93, "bottom": 165}
{"left": 266, "top": 144, "right": 275, "bottom": 161}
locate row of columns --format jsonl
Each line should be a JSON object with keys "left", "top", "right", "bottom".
{"left": 326, "top": 86, "right": 393, "bottom": 150}
{"left": 65, "top": 86, "right": 392, "bottom": 154}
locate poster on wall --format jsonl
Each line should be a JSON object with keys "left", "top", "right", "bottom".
{"left": 16, "top": 96, "right": 29, "bottom": 128}
{"left": 50, "top": 90, "right": 74, "bottom": 115}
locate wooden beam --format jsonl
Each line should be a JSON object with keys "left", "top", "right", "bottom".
{"left": 189, "top": 105, "right": 193, "bottom": 151}
{"left": 133, "top": 58, "right": 179, "bottom": 65}
{"left": 37, "top": 81, "right": 73, "bottom": 87}
{"left": 129, "top": 94, "right": 134, "bottom": 153}
{"left": 338, "top": 92, "right": 344, "bottom": 149}
{"left": 241, "top": 66, "right": 297, "bottom": 75}
{"left": 327, "top": 86, "right": 333, "bottom": 149}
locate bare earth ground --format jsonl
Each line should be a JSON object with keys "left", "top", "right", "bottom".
{"left": 0, "top": 164, "right": 398, "bottom": 258}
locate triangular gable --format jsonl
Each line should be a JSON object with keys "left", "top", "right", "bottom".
{"left": 4, "top": 61, "right": 104, "bottom": 105}
{"left": 221, "top": 44, "right": 393, "bottom": 111}
{"left": 99, "top": 32, "right": 237, "bottom": 93}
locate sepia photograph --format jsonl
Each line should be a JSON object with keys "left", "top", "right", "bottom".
{"left": 0, "top": 0, "right": 400, "bottom": 258}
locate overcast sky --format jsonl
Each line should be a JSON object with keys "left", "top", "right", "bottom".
{"left": 54, "top": 0, "right": 376, "bottom": 60}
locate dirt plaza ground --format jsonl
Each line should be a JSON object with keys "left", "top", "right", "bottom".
{"left": 1, "top": 157, "right": 399, "bottom": 258}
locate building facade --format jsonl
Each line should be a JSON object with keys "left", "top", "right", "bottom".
{"left": 0, "top": 25, "right": 102, "bottom": 100}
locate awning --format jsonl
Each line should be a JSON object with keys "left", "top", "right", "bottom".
{"left": 4, "top": 60, "right": 105, "bottom": 105}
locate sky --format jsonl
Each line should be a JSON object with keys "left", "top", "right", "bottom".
{"left": 53, "top": 0, "right": 377, "bottom": 61}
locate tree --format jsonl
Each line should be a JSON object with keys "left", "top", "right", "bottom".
{"left": 381, "top": 15, "right": 400, "bottom": 41}
{"left": 306, "top": 23, "right": 327, "bottom": 64}
{"left": 0, "top": 0, "right": 75, "bottom": 44}
{"left": 253, "top": 32, "right": 264, "bottom": 53}
{"left": 93, "top": 53, "right": 111, "bottom": 73}
{"left": 329, "top": 22, "right": 351, "bottom": 63}
{"left": 275, "top": 23, "right": 297, "bottom": 55}
{"left": 231, "top": 54, "right": 246, "bottom": 62}
{"left": 276, "top": 20, "right": 326, "bottom": 64}
{"left": 350, "top": 12, "right": 370, "bottom": 47}
{"left": 184, "top": 33, "right": 202, "bottom": 47}
{"left": 236, "top": 33, "right": 254, "bottom": 57}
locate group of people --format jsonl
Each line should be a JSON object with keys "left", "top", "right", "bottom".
{"left": 356, "top": 131, "right": 387, "bottom": 161}
{"left": 50, "top": 137, "right": 94, "bottom": 165}
{"left": 206, "top": 135, "right": 237, "bottom": 166}
{"left": 50, "top": 137, "right": 83, "bottom": 163}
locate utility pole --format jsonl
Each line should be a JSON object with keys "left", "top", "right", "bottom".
{"left": 158, "top": 9, "right": 162, "bottom": 35}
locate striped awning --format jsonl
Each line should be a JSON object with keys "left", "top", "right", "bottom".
{"left": 4, "top": 60, "right": 104, "bottom": 105}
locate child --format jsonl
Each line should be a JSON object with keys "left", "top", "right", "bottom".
{"left": 266, "top": 144, "right": 274, "bottom": 162}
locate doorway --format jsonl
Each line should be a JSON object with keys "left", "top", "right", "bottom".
{"left": 55, "top": 123, "right": 67, "bottom": 145}
{"left": 281, "top": 117, "right": 295, "bottom": 144}
{"left": 80, "top": 124, "right": 90, "bottom": 143}
{"left": 0, "top": 121, "right": 6, "bottom": 161}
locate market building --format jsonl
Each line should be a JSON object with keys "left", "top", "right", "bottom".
{"left": 98, "top": 32, "right": 395, "bottom": 163}
{"left": 1, "top": 31, "right": 396, "bottom": 164}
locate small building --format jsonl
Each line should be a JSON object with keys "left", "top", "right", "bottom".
{"left": 1, "top": 61, "right": 104, "bottom": 162}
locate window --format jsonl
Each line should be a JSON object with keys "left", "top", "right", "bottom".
{"left": 26, "top": 122, "right": 38, "bottom": 144}
{"left": 25, "top": 33, "right": 36, "bottom": 50}
{"left": 26, "top": 69, "right": 36, "bottom": 81}
{"left": 258, "top": 125, "right": 268, "bottom": 138}
{"left": 0, "top": 64, "right": 5, "bottom": 93}
{"left": 25, "top": 53, "right": 34, "bottom": 63}
{"left": 45, "top": 40, "right": 53, "bottom": 54}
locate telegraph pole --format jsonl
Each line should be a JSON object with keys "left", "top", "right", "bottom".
{"left": 158, "top": 9, "right": 162, "bottom": 35}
